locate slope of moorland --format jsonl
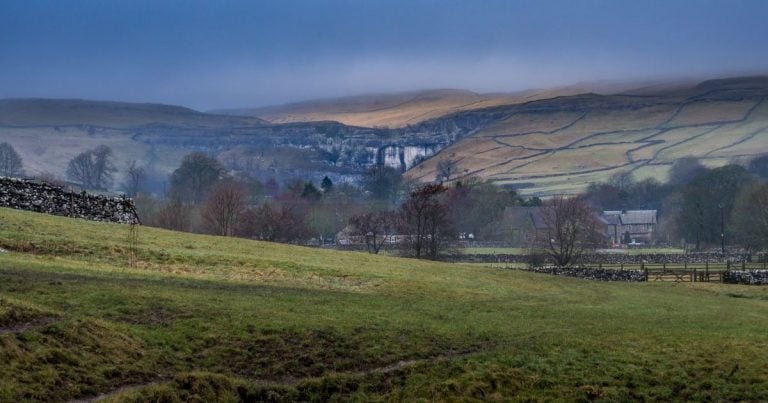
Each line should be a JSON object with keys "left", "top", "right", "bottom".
{"left": 405, "top": 76, "right": 768, "bottom": 194}
{"left": 214, "top": 89, "right": 523, "bottom": 128}
{"left": 0, "top": 98, "right": 268, "bottom": 128}
{"left": 212, "top": 82, "right": 647, "bottom": 129}
{"left": 1, "top": 208, "right": 768, "bottom": 401}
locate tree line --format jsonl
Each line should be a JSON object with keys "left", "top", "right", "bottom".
{"left": 584, "top": 155, "right": 768, "bottom": 251}
{"left": 5, "top": 140, "right": 768, "bottom": 259}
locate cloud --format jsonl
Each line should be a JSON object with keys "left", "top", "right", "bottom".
{"left": 1, "top": 0, "right": 767, "bottom": 109}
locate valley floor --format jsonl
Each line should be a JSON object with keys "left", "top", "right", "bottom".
{"left": 1, "top": 208, "right": 767, "bottom": 401}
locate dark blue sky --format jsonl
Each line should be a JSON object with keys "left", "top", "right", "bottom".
{"left": 1, "top": 0, "right": 767, "bottom": 110}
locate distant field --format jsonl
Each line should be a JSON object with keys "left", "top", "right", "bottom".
{"left": 1, "top": 208, "right": 768, "bottom": 401}
{"left": 406, "top": 78, "right": 768, "bottom": 195}
{"left": 459, "top": 247, "right": 528, "bottom": 255}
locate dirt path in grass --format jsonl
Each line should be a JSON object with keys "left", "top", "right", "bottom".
{"left": 0, "top": 316, "right": 59, "bottom": 334}
{"left": 68, "top": 382, "right": 163, "bottom": 403}
{"left": 273, "top": 349, "right": 477, "bottom": 387}
{"left": 69, "top": 350, "right": 478, "bottom": 402}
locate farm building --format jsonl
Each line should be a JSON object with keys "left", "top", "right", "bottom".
{"left": 503, "top": 207, "right": 550, "bottom": 245}
{"left": 602, "top": 210, "right": 658, "bottom": 245}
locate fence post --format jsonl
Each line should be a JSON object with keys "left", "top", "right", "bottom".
{"left": 693, "top": 267, "right": 696, "bottom": 283}
{"left": 642, "top": 263, "right": 648, "bottom": 281}
{"left": 705, "top": 264, "right": 709, "bottom": 282}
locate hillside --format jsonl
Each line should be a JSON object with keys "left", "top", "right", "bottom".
{"left": 212, "top": 86, "right": 614, "bottom": 128}
{"left": 3, "top": 77, "right": 768, "bottom": 196}
{"left": 0, "top": 98, "right": 268, "bottom": 128}
{"left": 1, "top": 208, "right": 768, "bottom": 400}
{"left": 0, "top": 99, "right": 400, "bottom": 186}
{"left": 405, "top": 76, "right": 768, "bottom": 194}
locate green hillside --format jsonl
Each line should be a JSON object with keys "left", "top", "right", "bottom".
{"left": 1, "top": 208, "right": 768, "bottom": 401}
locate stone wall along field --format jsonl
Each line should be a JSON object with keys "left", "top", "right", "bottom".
{"left": 723, "top": 270, "right": 768, "bottom": 285}
{"left": 451, "top": 252, "right": 752, "bottom": 264}
{"left": 0, "top": 178, "right": 138, "bottom": 224}
{"left": 520, "top": 266, "right": 646, "bottom": 282}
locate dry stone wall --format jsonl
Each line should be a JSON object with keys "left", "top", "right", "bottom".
{"left": 0, "top": 178, "right": 138, "bottom": 224}
{"left": 451, "top": 252, "right": 752, "bottom": 264}
{"left": 722, "top": 270, "right": 768, "bottom": 285}
{"left": 520, "top": 266, "right": 647, "bottom": 282}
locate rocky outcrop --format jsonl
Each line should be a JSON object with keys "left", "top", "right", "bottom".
{"left": 0, "top": 178, "right": 138, "bottom": 224}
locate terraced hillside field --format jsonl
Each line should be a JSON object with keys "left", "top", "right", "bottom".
{"left": 406, "top": 77, "right": 768, "bottom": 194}
{"left": 2, "top": 208, "right": 768, "bottom": 401}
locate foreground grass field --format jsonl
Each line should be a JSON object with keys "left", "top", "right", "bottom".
{"left": 1, "top": 208, "right": 768, "bottom": 401}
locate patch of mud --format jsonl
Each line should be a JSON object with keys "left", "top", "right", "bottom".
{"left": 0, "top": 316, "right": 60, "bottom": 334}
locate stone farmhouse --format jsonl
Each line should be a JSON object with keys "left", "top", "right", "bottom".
{"left": 602, "top": 210, "right": 658, "bottom": 245}
{"left": 504, "top": 206, "right": 658, "bottom": 246}
{"left": 503, "top": 207, "right": 550, "bottom": 245}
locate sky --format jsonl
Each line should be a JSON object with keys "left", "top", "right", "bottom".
{"left": 1, "top": 0, "right": 767, "bottom": 110}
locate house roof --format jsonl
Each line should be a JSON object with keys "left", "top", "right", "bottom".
{"left": 603, "top": 210, "right": 657, "bottom": 225}
{"left": 504, "top": 207, "right": 549, "bottom": 230}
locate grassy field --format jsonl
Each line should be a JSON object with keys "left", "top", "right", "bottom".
{"left": 458, "top": 247, "right": 528, "bottom": 255}
{"left": 2, "top": 208, "right": 768, "bottom": 401}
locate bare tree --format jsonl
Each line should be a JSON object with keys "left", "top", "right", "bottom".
{"left": 202, "top": 180, "right": 248, "bottom": 236}
{"left": 67, "top": 152, "right": 96, "bottom": 188}
{"left": 123, "top": 160, "right": 147, "bottom": 197}
{"left": 0, "top": 142, "right": 23, "bottom": 177}
{"left": 350, "top": 211, "right": 397, "bottom": 253}
{"left": 155, "top": 198, "right": 191, "bottom": 232}
{"left": 237, "top": 202, "right": 309, "bottom": 242}
{"left": 400, "top": 183, "right": 453, "bottom": 259}
{"left": 170, "top": 152, "right": 226, "bottom": 203}
{"left": 92, "top": 145, "right": 115, "bottom": 187}
{"left": 66, "top": 145, "right": 116, "bottom": 189}
{"left": 238, "top": 203, "right": 281, "bottom": 241}
{"left": 538, "top": 195, "right": 603, "bottom": 267}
